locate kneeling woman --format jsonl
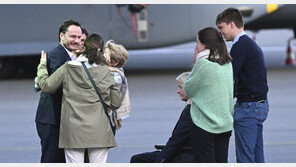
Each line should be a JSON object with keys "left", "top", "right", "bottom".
{"left": 184, "top": 27, "right": 233, "bottom": 163}
{"left": 37, "top": 34, "right": 122, "bottom": 163}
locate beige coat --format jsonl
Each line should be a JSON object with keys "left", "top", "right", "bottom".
{"left": 37, "top": 56, "right": 122, "bottom": 148}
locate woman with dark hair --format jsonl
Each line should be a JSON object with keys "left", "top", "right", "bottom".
{"left": 36, "top": 34, "right": 122, "bottom": 163}
{"left": 183, "top": 27, "right": 234, "bottom": 163}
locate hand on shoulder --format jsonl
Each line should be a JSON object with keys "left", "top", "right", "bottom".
{"left": 40, "top": 50, "right": 47, "bottom": 64}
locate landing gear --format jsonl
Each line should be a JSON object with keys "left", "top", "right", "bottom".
{"left": 285, "top": 28, "right": 296, "bottom": 65}
{"left": 0, "top": 56, "right": 39, "bottom": 79}
{"left": 117, "top": 5, "right": 149, "bottom": 43}
{"left": 0, "top": 59, "right": 16, "bottom": 78}
{"left": 286, "top": 37, "right": 295, "bottom": 65}
{"left": 129, "top": 5, "right": 149, "bottom": 43}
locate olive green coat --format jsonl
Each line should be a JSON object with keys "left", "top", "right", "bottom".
{"left": 37, "top": 56, "right": 122, "bottom": 148}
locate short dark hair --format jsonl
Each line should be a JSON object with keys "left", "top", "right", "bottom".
{"left": 81, "top": 27, "right": 88, "bottom": 37}
{"left": 84, "top": 34, "right": 106, "bottom": 65}
{"left": 58, "top": 20, "right": 81, "bottom": 42}
{"left": 198, "top": 27, "right": 232, "bottom": 65}
{"left": 216, "top": 7, "right": 244, "bottom": 29}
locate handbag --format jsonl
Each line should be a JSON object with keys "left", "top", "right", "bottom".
{"left": 81, "top": 62, "right": 116, "bottom": 135}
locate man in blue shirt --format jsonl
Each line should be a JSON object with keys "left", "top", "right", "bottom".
{"left": 216, "top": 8, "right": 269, "bottom": 163}
{"left": 35, "top": 20, "right": 82, "bottom": 163}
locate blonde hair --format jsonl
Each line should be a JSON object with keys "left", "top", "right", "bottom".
{"left": 105, "top": 40, "right": 129, "bottom": 68}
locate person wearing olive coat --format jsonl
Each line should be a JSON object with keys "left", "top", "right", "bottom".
{"left": 37, "top": 34, "right": 122, "bottom": 163}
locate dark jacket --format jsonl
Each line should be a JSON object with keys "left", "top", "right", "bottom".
{"left": 155, "top": 104, "right": 194, "bottom": 162}
{"left": 35, "top": 44, "right": 71, "bottom": 125}
{"left": 230, "top": 35, "right": 268, "bottom": 102}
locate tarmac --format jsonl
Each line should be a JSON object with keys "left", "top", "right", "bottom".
{"left": 0, "top": 66, "right": 296, "bottom": 163}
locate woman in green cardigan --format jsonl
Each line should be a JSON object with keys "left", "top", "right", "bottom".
{"left": 183, "top": 27, "right": 233, "bottom": 163}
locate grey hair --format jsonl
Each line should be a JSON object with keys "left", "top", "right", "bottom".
{"left": 176, "top": 71, "right": 191, "bottom": 82}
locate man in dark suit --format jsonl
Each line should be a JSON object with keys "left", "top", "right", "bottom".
{"left": 130, "top": 72, "right": 194, "bottom": 163}
{"left": 35, "top": 20, "right": 82, "bottom": 163}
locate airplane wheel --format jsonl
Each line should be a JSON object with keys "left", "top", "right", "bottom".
{"left": 0, "top": 59, "right": 16, "bottom": 78}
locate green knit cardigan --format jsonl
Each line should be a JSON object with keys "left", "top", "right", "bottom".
{"left": 184, "top": 58, "right": 234, "bottom": 134}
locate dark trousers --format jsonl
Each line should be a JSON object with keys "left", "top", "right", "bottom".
{"left": 36, "top": 123, "right": 65, "bottom": 163}
{"left": 191, "top": 125, "right": 232, "bottom": 163}
{"left": 130, "top": 151, "right": 160, "bottom": 163}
